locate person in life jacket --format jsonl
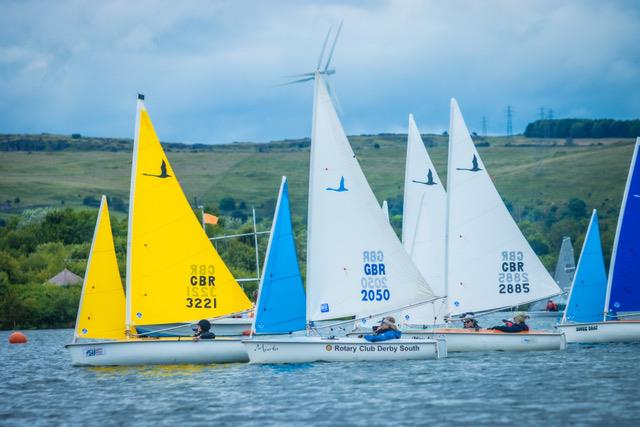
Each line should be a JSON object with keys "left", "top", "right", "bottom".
{"left": 193, "top": 319, "right": 216, "bottom": 341}
{"left": 546, "top": 299, "right": 558, "bottom": 312}
{"left": 460, "top": 313, "right": 481, "bottom": 331}
{"left": 488, "top": 313, "right": 529, "bottom": 333}
{"left": 362, "top": 316, "right": 402, "bottom": 342}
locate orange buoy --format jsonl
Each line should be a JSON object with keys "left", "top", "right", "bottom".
{"left": 8, "top": 331, "right": 27, "bottom": 344}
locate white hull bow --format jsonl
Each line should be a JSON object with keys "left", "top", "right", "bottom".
{"left": 66, "top": 338, "right": 248, "bottom": 366}
{"left": 243, "top": 336, "right": 445, "bottom": 364}
{"left": 397, "top": 329, "right": 566, "bottom": 352}
{"left": 556, "top": 320, "right": 640, "bottom": 343}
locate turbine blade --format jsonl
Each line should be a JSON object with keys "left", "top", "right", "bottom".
{"left": 278, "top": 76, "right": 315, "bottom": 86}
{"left": 324, "top": 20, "right": 343, "bottom": 72}
{"left": 317, "top": 27, "right": 333, "bottom": 72}
{"left": 325, "top": 77, "right": 343, "bottom": 116}
{"left": 283, "top": 72, "right": 316, "bottom": 78}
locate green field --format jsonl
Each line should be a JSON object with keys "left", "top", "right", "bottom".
{"left": 0, "top": 134, "right": 637, "bottom": 263}
{"left": 1, "top": 135, "right": 635, "bottom": 223}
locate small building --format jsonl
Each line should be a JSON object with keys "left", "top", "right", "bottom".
{"left": 45, "top": 268, "right": 83, "bottom": 286}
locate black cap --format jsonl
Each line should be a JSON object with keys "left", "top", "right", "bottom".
{"left": 138, "top": 93, "right": 145, "bottom": 100}
{"left": 197, "top": 319, "right": 211, "bottom": 331}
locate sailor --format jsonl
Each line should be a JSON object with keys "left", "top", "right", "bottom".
{"left": 488, "top": 313, "right": 529, "bottom": 333}
{"left": 460, "top": 313, "right": 481, "bottom": 330}
{"left": 193, "top": 319, "right": 216, "bottom": 341}
{"left": 363, "top": 316, "right": 402, "bottom": 342}
{"left": 546, "top": 299, "right": 558, "bottom": 312}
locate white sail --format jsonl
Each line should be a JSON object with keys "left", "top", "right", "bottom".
{"left": 397, "top": 115, "right": 448, "bottom": 326}
{"left": 306, "top": 74, "right": 436, "bottom": 322}
{"left": 445, "top": 99, "right": 561, "bottom": 316}
{"left": 381, "top": 200, "right": 390, "bottom": 223}
{"left": 554, "top": 237, "right": 576, "bottom": 292}
{"left": 402, "top": 114, "right": 447, "bottom": 298}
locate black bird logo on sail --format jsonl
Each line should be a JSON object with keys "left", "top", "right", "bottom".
{"left": 326, "top": 176, "right": 348, "bottom": 192}
{"left": 412, "top": 169, "right": 437, "bottom": 186}
{"left": 456, "top": 155, "right": 482, "bottom": 172}
{"left": 143, "top": 160, "right": 171, "bottom": 178}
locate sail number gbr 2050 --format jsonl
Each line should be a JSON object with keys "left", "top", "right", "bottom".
{"left": 498, "top": 251, "right": 530, "bottom": 294}
{"left": 360, "top": 250, "right": 390, "bottom": 301}
{"left": 186, "top": 264, "right": 217, "bottom": 309}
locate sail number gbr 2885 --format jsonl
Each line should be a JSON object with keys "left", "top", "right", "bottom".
{"left": 186, "top": 264, "right": 217, "bottom": 309}
{"left": 361, "top": 250, "right": 390, "bottom": 302}
{"left": 498, "top": 251, "right": 530, "bottom": 294}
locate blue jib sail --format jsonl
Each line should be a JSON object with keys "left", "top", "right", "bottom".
{"left": 607, "top": 138, "right": 640, "bottom": 318}
{"left": 254, "top": 177, "right": 306, "bottom": 334}
{"left": 564, "top": 210, "right": 607, "bottom": 323}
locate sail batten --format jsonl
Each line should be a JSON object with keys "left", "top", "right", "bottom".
{"left": 306, "top": 75, "right": 435, "bottom": 322}
{"left": 127, "top": 100, "right": 252, "bottom": 327}
{"left": 446, "top": 99, "right": 562, "bottom": 316}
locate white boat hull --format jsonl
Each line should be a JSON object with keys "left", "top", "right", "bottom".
{"left": 243, "top": 336, "right": 446, "bottom": 364}
{"left": 66, "top": 338, "right": 248, "bottom": 366}
{"left": 556, "top": 320, "right": 640, "bottom": 343}
{"left": 393, "top": 329, "right": 566, "bottom": 352}
{"left": 135, "top": 317, "right": 253, "bottom": 337}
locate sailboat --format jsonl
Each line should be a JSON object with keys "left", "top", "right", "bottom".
{"left": 557, "top": 138, "right": 640, "bottom": 343}
{"left": 399, "top": 114, "right": 448, "bottom": 326}
{"left": 242, "top": 176, "right": 307, "bottom": 360}
{"left": 66, "top": 95, "right": 254, "bottom": 366}
{"left": 243, "top": 74, "right": 445, "bottom": 363}
{"left": 352, "top": 115, "right": 447, "bottom": 330}
{"left": 400, "top": 99, "right": 566, "bottom": 351}
{"left": 528, "top": 237, "right": 575, "bottom": 317}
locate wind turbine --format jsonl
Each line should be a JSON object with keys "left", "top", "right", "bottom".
{"left": 282, "top": 22, "right": 343, "bottom": 114}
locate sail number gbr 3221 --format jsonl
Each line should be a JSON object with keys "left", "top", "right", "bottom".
{"left": 186, "top": 264, "right": 217, "bottom": 309}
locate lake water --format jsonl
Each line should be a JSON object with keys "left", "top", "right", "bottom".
{"left": 1, "top": 315, "right": 639, "bottom": 427}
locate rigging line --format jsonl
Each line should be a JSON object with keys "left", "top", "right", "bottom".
{"left": 448, "top": 291, "right": 565, "bottom": 321}
{"left": 131, "top": 309, "right": 253, "bottom": 337}
{"left": 309, "top": 296, "right": 446, "bottom": 332}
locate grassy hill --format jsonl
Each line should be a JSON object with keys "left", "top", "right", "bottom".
{"left": 1, "top": 132, "right": 637, "bottom": 329}
{"left": 0, "top": 132, "right": 637, "bottom": 261}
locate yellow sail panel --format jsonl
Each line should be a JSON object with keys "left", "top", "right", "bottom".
{"left": 129, "top": 105, "right": 252, "bottom": 326}
{"left": 75, "top": 196, "right": 126, "bottom": 340}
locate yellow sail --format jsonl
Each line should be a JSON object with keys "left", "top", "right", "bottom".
{"left": 126, "top": 96, "right": 252, "bottom": 328}
{"left": 75, "top": 196, "right": 126, "bottom": 340}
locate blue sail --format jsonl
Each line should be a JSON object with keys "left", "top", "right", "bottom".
{"left": 564, "top": 210, "right": 607, "bottom": 323}
{"left": 254, "top": 177, "right": 306, "bottom": 334}
{"left": 607, "top": 139, "right": 640, "bottom": 318}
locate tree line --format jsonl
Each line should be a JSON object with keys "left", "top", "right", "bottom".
{"left": 525, "top": 119, "right": 640, "bottom": 139}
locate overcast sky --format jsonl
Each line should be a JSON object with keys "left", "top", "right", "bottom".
{"left": 0, "top": 0, "right": 639, "bottom": 143}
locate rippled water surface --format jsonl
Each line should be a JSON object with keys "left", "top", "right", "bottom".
{"left": 1, "top": 316, "right": 639, "bottom": 427}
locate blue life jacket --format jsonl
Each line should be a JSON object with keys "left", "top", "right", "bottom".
{"left": 364, "top": 329, "right": 402, "bottom": 342}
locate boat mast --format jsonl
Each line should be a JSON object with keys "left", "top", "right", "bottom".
{"left": 443, "top": 99, "right": 455, "bottom": 320}
{"left": 305, "top": 72, "right": 321, "bottom": 333}
{"left": 125, "top": 94, "right": 144, "bottom": 335}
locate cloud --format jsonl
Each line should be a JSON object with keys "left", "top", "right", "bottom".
{"left": 0, "top": 0, "right": 638, "bottom": 142}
